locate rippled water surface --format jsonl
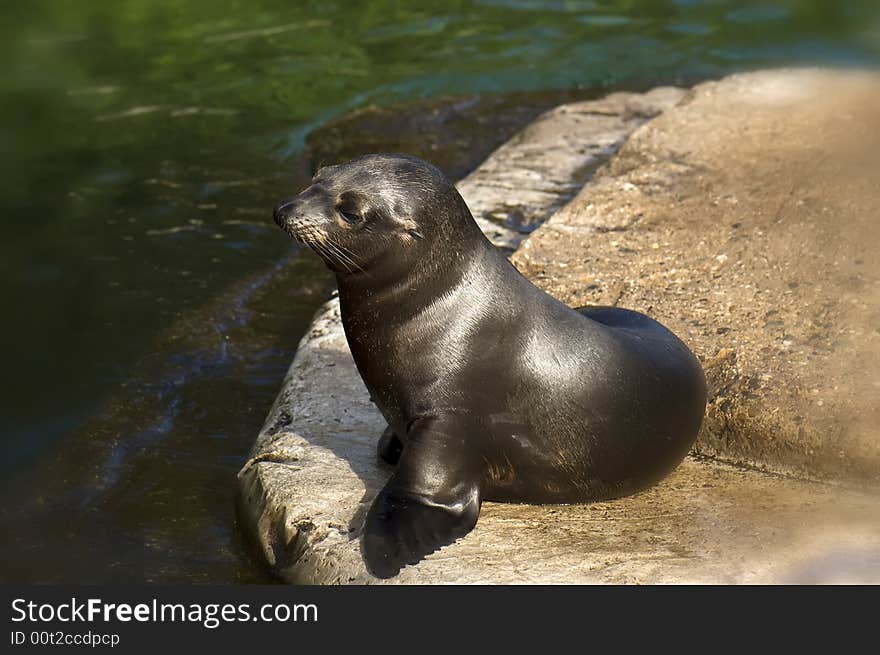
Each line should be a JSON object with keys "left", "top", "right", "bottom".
{"left": 1, "top": 1, "right": 878, "bottom": 582}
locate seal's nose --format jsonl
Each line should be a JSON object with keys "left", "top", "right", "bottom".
{"left": 273, "top": 198, "right": 296, "bottom": 228}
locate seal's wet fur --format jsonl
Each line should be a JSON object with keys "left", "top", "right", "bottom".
{"left": 274, "top": 154, "right": 706, "bottom": 578}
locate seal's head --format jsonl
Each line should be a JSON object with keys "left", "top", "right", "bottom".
{"left": 273, "top": 154, "right": 481, "bottom": 275}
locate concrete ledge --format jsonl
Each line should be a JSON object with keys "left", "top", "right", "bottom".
{"left": 237, "top": 298, "right": 878, "bottom": 583}
{"left": 459, "top": 87, "right": 686, "bottom": 248}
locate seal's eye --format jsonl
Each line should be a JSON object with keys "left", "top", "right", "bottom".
{"left": 337, "top": 191, "right": 367, "bottom": 225}
{"left": 338, "top": 208, "right": 362, "bottom": 224}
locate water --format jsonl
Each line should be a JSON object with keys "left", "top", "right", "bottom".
{"left": 1, "top": 1, "right": 877, "bottom": 582}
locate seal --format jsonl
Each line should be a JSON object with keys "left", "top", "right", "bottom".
{"left": 273, "top": 154, "right": 707, "bottom": 578}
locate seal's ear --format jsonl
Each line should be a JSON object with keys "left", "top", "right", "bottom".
{"left": 400, "top": 217, "right": 424, "bottom": 240}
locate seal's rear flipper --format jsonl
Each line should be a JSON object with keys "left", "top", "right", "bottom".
{"left": 361, "top": 416, "right": 482, "bottom": 578}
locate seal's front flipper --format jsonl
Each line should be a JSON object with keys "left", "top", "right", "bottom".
{"left": 376, "top": 425, "right": 403, "bottom": 466}
{"left": 363, "top": 487, "right": 479, "bottom": 578}
{"left": 362, "top": 417, "right": 481, "bottom": 578}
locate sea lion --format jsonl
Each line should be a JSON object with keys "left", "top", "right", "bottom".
{"left": 273, "top": 153, "right": 707, "bottom": 578}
